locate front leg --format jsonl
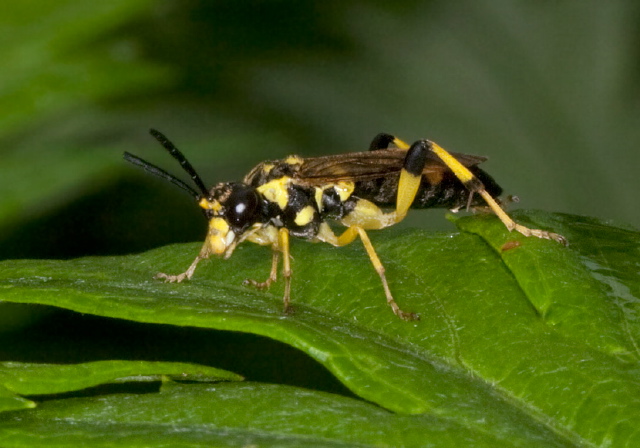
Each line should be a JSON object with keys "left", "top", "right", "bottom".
{"left": 156, "top": 240, "right": 211, "bottom": 283}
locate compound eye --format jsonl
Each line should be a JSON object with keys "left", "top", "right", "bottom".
{"left": 225, "top": 185, "right": 259, "bottom": 229}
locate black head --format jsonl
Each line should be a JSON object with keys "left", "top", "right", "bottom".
{"left": 124, "top": 130, "right": 264, "bottom": 256}
{"left": 205, "top": 182, "right": 261, "bottom": 233}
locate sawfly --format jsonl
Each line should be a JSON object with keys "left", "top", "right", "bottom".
{"left": 124, "top": 130, "right": 566, "bottom": 321}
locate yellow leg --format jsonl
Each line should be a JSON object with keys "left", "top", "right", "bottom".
{"left": 246, "top": 227, "right": 292, "bottom": 313}
{"left": 156, "top": 241, "right": 211, "bottom": 283}
{"left": 243, "top": 226, "right": 292, "bottom": 314}
{"left": 355, "top": 227, "right": 418, "bottom": 321}
{"left": 395, "top": 138, "right": 410, "bottom": 150}
{"left": 396, "top": 140, "right": 430, "bottom": 222}
{"left": 396, "top": 168, "right": 422, "bottom": 221}
{"left": 243, "top": 250, "right": 279, "bottom": 289}
{"left": 317, "top": 223, "right": 418, "bottom": 321}
{"left": 343, "top": 140, "right": 430, "bottom": 230}
{"left": 368, "top": 133, "right": 411, "bottom": 151}
{"left": 279, "top": 228, "right": 292, "bottom": 313}
{"left": 429, "top": 141, "right": 568, "bottom": 245}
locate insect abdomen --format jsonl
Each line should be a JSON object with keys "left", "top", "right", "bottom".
{"left": 352, "top": 166, "right": 503, "bottom": 210}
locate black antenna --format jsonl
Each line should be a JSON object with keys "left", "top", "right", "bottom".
{"left": 123, "top": 152, "right": 201, "bottom": 200}
{"left": 148, "top": 129, "right": 209, "bottom": 198}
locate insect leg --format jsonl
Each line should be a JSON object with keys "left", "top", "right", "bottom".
{"left": 243, "top": 250, "right": 279, "bottom": 289}
{"left": 395, "top": 140, "right": 429, "bottom": 222}
{"left": 428, "top": 141, "right": 568, "bottom": 245}
{"left": 368, "top": 133, "right": 410, "bottom": 151}
{"left": 156, "top": 241, "right": 212, "bottom": 283}
{"left": 279, "top": 228, "right": 292, "bottom": 313}
{"left": 316, "top": 223, "right": 418, "bottom": 321}
{"left": 355, "top": 227, "right": 419, "bottom": 321}
{"left": 344, "top": 141, "right": 429, "bottom": 228}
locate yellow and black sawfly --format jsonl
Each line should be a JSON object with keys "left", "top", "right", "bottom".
{"left": 124, "top": 130, "right": 566, "bottom": 321}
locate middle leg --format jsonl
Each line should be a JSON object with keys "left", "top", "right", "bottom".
{"left": 243, "top": 225, "right": 292, "bottom": 314}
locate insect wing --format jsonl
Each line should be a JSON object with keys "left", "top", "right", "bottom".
{"left": 295, "top": 149, "right": 488, "bottom": 186}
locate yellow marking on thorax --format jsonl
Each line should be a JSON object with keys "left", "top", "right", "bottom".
{"left": 284, "top": 155, "right": 303, "bottom": 166}
{"left": 257, "top": 176, "right": 290, "bottom": 209}
{"left": 335, "top": 181, "right": 354, "bottom": 201}
{"left": 262, "top": 163, "right": 275, "bottom": 174}
{"left": 294, "top": 205, "right": 316, "bottom": 226}
{"left": 313, "top": 181, "right": 355, "bottom": 211}
{"left": 314, "top": 187, "right": 324, "bottom": 210}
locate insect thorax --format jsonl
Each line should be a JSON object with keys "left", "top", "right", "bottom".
{"left": 243, "top": 158, "right": 360, "bottom": 239}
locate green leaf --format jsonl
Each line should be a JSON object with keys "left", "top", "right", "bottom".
{"left": 0, "top": 361, "right": 242, "bottom": 397}
{"left": 455, "top": 210, "right": 640, "bottom": 356}
{"left": 0, "top": 360, "right": 240, "bottom": 417}
{"left": 0, "top": 382, "right": 555, "bottom": 447}
{"left": 0, "top": 211, "right": 638, "bottom": 446}
{"left": 0, "top": 385, "right": 35, "bottom": 414}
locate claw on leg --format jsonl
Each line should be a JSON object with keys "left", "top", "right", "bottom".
{"left": 155, "top": 271, "right": 191, "bottom": 283}
{"left": 316, "top": 222, "right": 419, "bottom": 320}
{"left": 477, "top": 190, "right": 568, "bottom": 246}
{"left": 428, "top": 141, "right": 568, "bottom": 246}
{"left": 243, "top": 229, "right": 292, "bottom": 314}
{"left": 243, "top": 251, "right": 279, "bottom": 289}
{"left": 511, "top": 221, "right": 567, "bottom": 245}
{"left": 155, "top": 243, "right": 211, "bottom": 284}
{"left": 356, "top": 227, "right": 419, "bottom": 321}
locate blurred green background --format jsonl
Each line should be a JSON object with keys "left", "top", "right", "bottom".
{"left": 1, "top": 0, "right": 638, "bottom": 390}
